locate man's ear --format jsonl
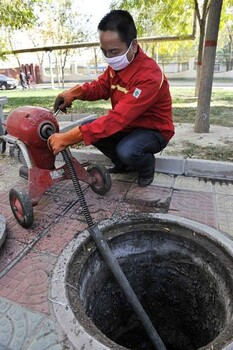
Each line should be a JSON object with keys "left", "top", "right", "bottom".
{"left": 132, "top": 39, "right": 138, "bottom": 54}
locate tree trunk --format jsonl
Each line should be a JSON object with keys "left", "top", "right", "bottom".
{"left": 194, "top": 0, "right": 210, "bottom": 97}
{"left": 194, "top": 0, "right": 223, "bottom": 133}
{"left": 195, "top": 21, "right": 205, "bottom": 97}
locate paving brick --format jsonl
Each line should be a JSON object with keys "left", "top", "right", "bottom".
{"left": 169, "top": 190, "right": 218, "bottom": 228}
{"left": 0, "top": 239, "right": 26, "bottom": 273}
{"left": 70, "top": 197, "right": 118, "bottom": 223}
{"left": 126, "top": 184, "right": 172, "bottom": 209}
{"left": 35, "top": 180, "right": 79, "bottom": 215}
{"left": 215, "top": 194, "right": 233, "bottom": 236}
{"left": 0, "top": 297, "right": 43, "bottom": 350}
{"left": 174, "top": 175, "right": 213, "bottom": 193}
{"left": 27, "top": 319, "right": 63, "bottom": 350}
{"left": 110, "top": 171, "right": 137, "bottom": 182}
{"left": 34, "top": 218, "right": 82, "bottom": 255}
{"left": 151, "top": 172, "right": 175, "bottom": 188}
{"left": 0, "top": 203, "right": 13, "bottom": 219}
{"left": 6, "top": 212, "right": 58, "bottom": 244}
{"left": 0, "top": 189, "right": 10, "bottom": 205}
{"left": 103, "top": 179, "right": 132, "bottom": 200}
{"left": 68, "top": 178, "right": 128, "bottom": 206}
{"left": 0, "top": 161, "right": 23, "bottom": 192}
{"left": 214, "top": 180, "right": 233, "bottom": 195}
{"left": 114, "top": 201, "right": 161, "bottom": 217}
{"left": 0, "top": 251, "right": 56, "bottom": 315}
{"left": 66, "top": 184, "right": 126, "bottom": 223}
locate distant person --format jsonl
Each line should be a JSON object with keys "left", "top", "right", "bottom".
{"left": 49, "top": 10, "right": 175, "bottom": 187}
{"left": 19, "top": 69, "right": 27, "bottom": 90}
{"left": 26, "top": 72, "right": 32, "bottom": 88}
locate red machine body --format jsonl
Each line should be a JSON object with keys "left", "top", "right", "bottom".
{"left": 3, "top": 106, "right": 111, "bottom": 228}
{"left": 6, "top": 106, "right": 59, "bottom": 169}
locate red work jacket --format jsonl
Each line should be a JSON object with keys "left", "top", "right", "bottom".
{"left": 80, "top": 46, "right": 174, "bottom": 145}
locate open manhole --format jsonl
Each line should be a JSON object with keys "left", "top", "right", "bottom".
{"left": 51, "top": 214, "right": 233, "bottom": 350}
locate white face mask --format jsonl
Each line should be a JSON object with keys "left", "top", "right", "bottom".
{"left": 102, "top": 42, "right": 134, "bottom": 71}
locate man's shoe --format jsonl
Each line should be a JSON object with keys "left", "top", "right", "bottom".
{"left": 138, "top": 175, "right": 154, "bottom": 187}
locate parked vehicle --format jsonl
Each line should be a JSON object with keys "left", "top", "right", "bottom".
{"left": 0, "top": 74, "right": 18, "bottom": 90}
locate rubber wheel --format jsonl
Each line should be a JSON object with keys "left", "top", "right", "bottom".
{"left": 87, "top": 163, "right": 112, "bottom": 195}
{"left": 9, "top": 188, "right": 34, "bottom": 228}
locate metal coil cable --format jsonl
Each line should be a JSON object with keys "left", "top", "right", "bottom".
{"left": 61, "top": 149, "right": 94, "bottom": 227}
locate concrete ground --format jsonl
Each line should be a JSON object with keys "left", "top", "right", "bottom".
{"left": 0, "top": 144, "right": 233, "bottom": 349}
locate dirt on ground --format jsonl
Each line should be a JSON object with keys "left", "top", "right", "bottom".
{"left": 163, "top": 123, "right": 233, "bottom": 159}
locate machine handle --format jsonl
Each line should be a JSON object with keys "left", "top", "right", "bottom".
{"left": 54, "top": 109, "right": 60, "bottom": 118}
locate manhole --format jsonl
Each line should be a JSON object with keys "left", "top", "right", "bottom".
{"left": 51, "top": 214, "right": 233, "bottom": 350}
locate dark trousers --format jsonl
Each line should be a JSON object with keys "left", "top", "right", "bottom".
{"left": 93, "top": 128, "right": 168, "bottom": 177}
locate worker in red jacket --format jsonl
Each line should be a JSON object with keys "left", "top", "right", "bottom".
{"left": 49, "top": 10, "right": 174, "bottom": 187}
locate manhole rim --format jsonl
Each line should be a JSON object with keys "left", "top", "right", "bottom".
{"left": 50, "top": 213, "right": 233, "bottom": 350}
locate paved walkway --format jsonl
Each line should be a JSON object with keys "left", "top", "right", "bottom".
{"left": 0, "top": 153, "right": 233, "bottom": 349}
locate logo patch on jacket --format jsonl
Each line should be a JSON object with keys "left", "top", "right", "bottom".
{"left": 133, "top": 88, "right": 142, "bottom": 98}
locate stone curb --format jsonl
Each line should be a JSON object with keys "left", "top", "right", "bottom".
{"left": 0, "top": 214, "right": 6, "bottom": 249}
{"left": 58, "top": 148, "right": 233, "bottom": 181}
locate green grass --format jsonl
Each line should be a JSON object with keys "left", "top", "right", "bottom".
{"left": 1, "top": 86, "right": 232, "bottom": 126}
{"left": 170, "top": 87, "right": 233, "bottom": 127}
{"left": 0, "top": 88, "right": 111, "bottom": 115}
{"left": 1, "top": 85, "right": 232, "bottom": 162}
{"left": 169, "top": 141, "right": 233, "bottom": 162}
{"left": 0, "top": 89, "right": 63, "bottom": 113}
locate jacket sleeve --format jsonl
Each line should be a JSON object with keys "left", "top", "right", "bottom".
{"left": 81, "top": 68, "right": 111, "bottom": 101}
{"left": 81, "top": 74, "right": 163, "bottom": 145}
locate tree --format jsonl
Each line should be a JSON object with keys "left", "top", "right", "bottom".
{"left": 217, "top": 8, "right": 233, "bottom": 71}
{"left": 112, "top": 0, "right": 232, "bottom": 133}
{"left": 195, "top": 0, "right": 233, "bottom": 95}
{"left": 194, "top": 0, "right": 223, "bottom": 133}
{"left": 0, "top": 0, "right": 36, "bottom": 29}
{"left": 112, "top": 0, "right": 194, "bottom": 37}
{"left": 0, "top": 0, "right": 38, "bottom": 59}
{"left": 112, "top": 0, "right": 233, "bottom": 92}
{"left": 111, "top": 0, "right": 209, "bottom": 95}
{"left": 25, "top": 0, "right": 90, "bottom": 87}
{"left": 194, "top": 0, "right": 210, "bottom": 96}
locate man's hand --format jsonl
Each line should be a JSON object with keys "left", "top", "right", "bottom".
{"left": 48, "top": 126, "right": 83, "bottom": 155}
{"left": 47, "top": 133, "right": 67, "bottom": 155}
{"left": 54, "top": 85, "right": 84, "bottom": 113}
{"left": 54, "top": 94, "right": 72, "bottom": 114}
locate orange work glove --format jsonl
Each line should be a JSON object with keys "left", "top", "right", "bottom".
{"left": 53, "top": 85, "right": 84, "bottom": 113}
{"left": 48, "top": 126, "right": 83, "bottom": 155}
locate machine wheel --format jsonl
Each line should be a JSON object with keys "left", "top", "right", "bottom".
{"left": 9, "top": 188, "right": 34, "bottom": 228}
{"left": 87, "top": 163, "right": 112, "bottom": 195}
